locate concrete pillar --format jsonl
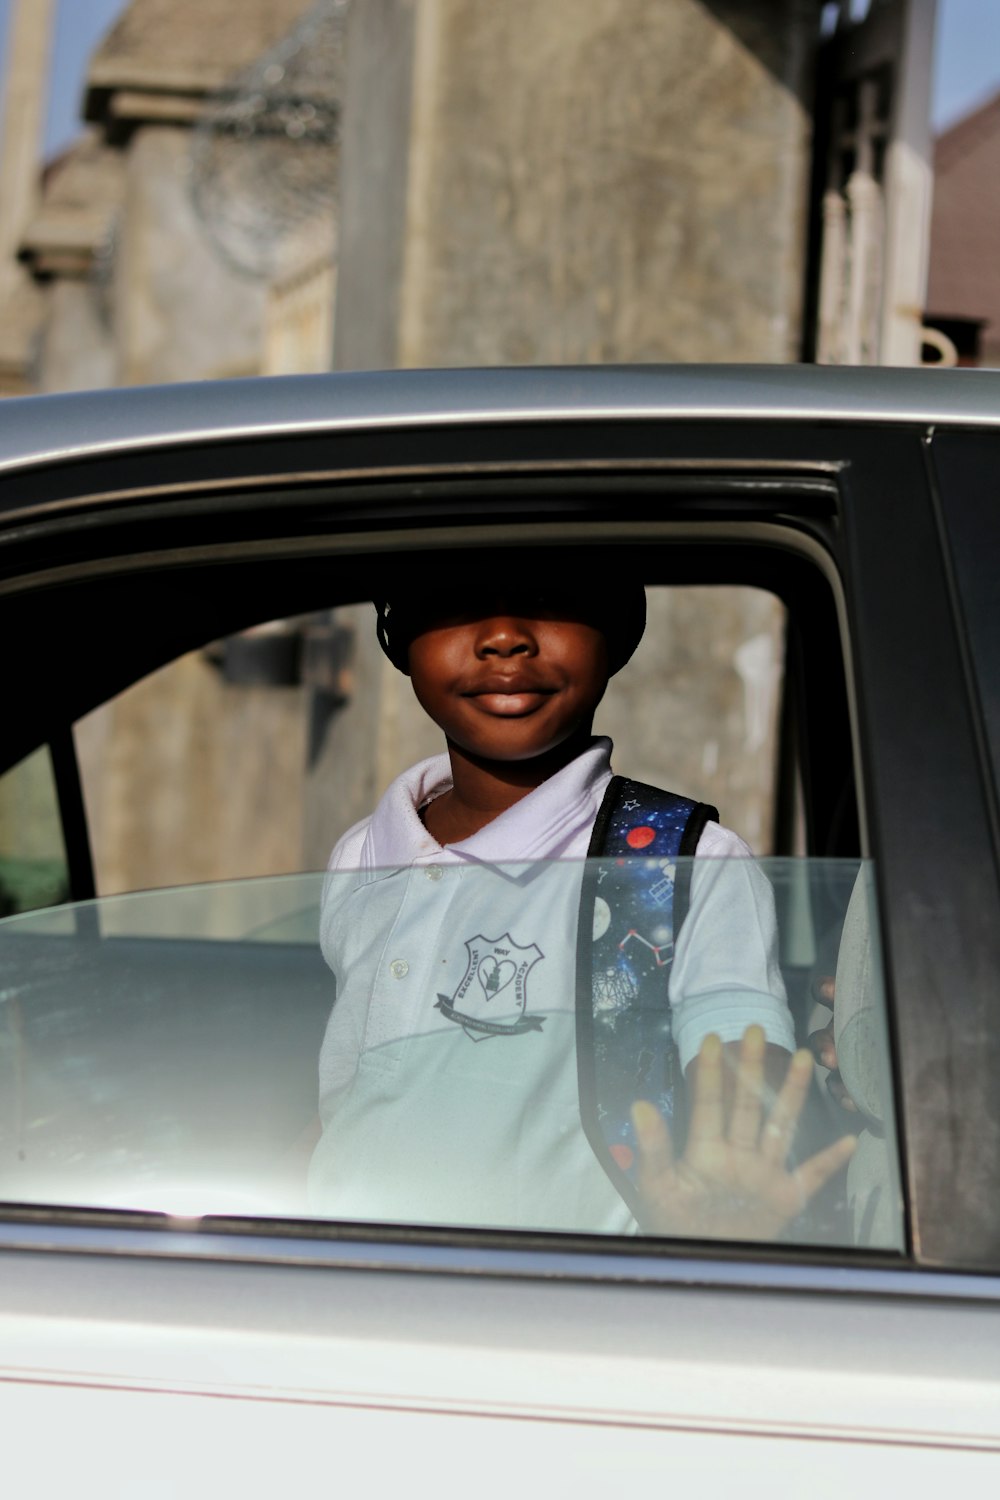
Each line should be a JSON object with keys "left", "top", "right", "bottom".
{"left": 880, "top": 0, "right": 938, "bottom": 365}
{"left": 0, "top": 0, "right": 56, "bottom": 392}
{"left": 335, "top": 0, "right": 820, "bottom": 371}
{"left": 0, "top": 0, "right": 55, "bottom": 309}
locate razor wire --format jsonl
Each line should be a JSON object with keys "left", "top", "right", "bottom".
{"left": 189, "top": 0, "right": 348, "bottom": 280}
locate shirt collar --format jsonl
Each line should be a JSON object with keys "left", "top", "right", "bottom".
{"left": 451, "top": 737, "right": 613, "bottom": 863}
{"left": 363, "top": 737, "right": 613, "bottom": 873}
{"left": 364, "top": 753, "right": 453, "bottom": 870}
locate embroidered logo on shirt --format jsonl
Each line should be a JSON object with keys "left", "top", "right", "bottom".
{"left": 435, "top": 932, "right": 545, "bottom": 1041}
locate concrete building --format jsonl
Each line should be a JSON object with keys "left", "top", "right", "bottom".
{"left": 925, "top": 91, "right": 1000, "bottom": 366}
{"left": 6, "top": 0, "right": 322, "bottom": 396}
{"left": 80, "top": 0, "right": 320, "bottom": 386}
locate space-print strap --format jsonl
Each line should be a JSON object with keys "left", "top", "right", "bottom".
{"left": 576, "top": 777, "right": 719, "bottom": 1220}
{"left": 586, "top": 777, "right": 717, "bottom": 861}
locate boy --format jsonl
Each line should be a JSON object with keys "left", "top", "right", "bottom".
{"left": 309, "top": 577, "right": 854, "bottom": 1236}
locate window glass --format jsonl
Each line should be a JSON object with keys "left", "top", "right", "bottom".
{"left": 0, "top": 858, "right": 902, "bottom": 1252}
{"left": 0, "top": 747, "right": 70, "bottom": 918}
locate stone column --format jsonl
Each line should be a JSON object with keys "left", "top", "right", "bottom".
{"left": 0, "top": 0, "right": 56, "bottom": 393}
{"left": 0, "top": 0, "right": 55, "bottom": 307}
{"left": 335, "top": 0, "right": 820, "bottom": 371}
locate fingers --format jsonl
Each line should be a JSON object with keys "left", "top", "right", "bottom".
{"left": 793, "top": 1133, "right": 857, "bottom": 1204}
{"left": 728, "top": 1025, "right": 766, "bottom": 1150}
{"left": 808, "top": 1022, "right": 837, "bottom": 1072}
{"left": 688, "top": 1032, "right": 725, "bottom": 1144}
{"left": 825, "top": 1072, "right": 859, "bottom": 1113}
{"left": 814, "top": 976, "right": 836, "bottom": 1010}
{"left": 631, "top": 1099, "right": 674, "bottom": 1190}
{"left": 760, "top": 1047, "right": 812, "bottom": 1163}
{"left": 807, "top": 1025, "right": 859, "bottom": 1113}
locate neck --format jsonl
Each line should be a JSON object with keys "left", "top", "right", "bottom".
{"left": 423, "top": 731, "right": 594, "bottom": 845}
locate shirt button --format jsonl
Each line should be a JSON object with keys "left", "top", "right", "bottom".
{"left": 424, "top": 866, "right": 443, "bottom": 881}
{"left": 390, "top": 959, "right": 409, "bottom": 979}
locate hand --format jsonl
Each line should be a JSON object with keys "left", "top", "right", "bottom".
{"left": 808, "top": 976, "right": 858, "bottom": 1113}
{"left": 631, "top": 1026, "right": 855, "bottom": 1241}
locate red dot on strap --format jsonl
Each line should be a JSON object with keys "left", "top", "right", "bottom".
{"left": 609, "top": 1144, "right": 635, "bottom": 1170}
{"left": 626, "top": 825, "right": 655, "bottom": 849}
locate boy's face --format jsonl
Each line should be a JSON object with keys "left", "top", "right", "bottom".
{"left": 407, "top": 593, "right": 610, "bottom": 764}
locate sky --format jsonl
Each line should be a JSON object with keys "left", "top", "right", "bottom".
{"left": 0, "top": 0, "right": 127, "bottom": 159}
{"left": 931, "top": 0, "right": 1000, "bottom": 130}
{"left": 45, "top": 0, "right": 128, "bottom": 155}
{"left": 0, "top": 0, "right": 997, "bottom": 162}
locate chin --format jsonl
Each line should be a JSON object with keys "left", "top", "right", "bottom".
{"left": 462, "top": 729, "right": 588, "bottom": 765}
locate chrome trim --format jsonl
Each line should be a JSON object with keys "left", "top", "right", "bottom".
{"left": 0, "top": 1216, "right": 995, "bottom": 1302}
{"left": 0, "top": 366, "right": 998, "bottom": 479}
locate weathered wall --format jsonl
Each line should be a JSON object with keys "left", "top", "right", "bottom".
{"left": 115, "top": 126, "right": 267, "bottom": 384}
{"left": 333, "top": 0, "right": 417, "bottom": 372}
{"left": 36, "top": 280, "right": 117, "bottom": 393}
{"left": 335, "top": 0, "right": 817, "bottom": 370}
{"left": 594, "top": 586, "right": 785, "bottom": 854}
{"left": 302, "top": 602, "right": 444, "bottom": 872}
{"left": 75, "top": 653, "right": 310, "bottom": 894}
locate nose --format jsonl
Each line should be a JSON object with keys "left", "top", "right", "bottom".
{"left": 474, "top": 613, "right": 539, "bottom": 658}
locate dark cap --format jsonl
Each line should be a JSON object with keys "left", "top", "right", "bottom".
{"left": 375, "top": 579, "right": 645, "bottom": 676}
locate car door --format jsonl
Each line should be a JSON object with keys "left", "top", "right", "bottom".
{"left": 1, "top": 369, "right": 999, "bottom": 1493}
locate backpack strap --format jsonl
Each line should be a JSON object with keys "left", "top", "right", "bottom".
{"left": 576, "top": 775, "right": 719, "bottom": 1219}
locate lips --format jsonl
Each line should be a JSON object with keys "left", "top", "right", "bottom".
{"left": 462, "top": 675, "right": 557, "bottom": 715}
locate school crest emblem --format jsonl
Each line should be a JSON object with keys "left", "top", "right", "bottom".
{"left": 435, "top": 932, "right": 545, "bottom": 1041}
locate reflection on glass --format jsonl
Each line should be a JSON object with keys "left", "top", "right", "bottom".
{"left": 0, "top": 861, "right": 902, "bottom": 1251}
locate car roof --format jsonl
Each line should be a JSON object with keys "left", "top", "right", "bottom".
{"left": 1, "top": 364, "right": 998, "bottom": 476}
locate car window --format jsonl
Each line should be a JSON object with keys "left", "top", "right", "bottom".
{"left": 0, "top": 857, "right": 902, "bottom": 1252}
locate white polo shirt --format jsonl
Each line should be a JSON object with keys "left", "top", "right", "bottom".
{"left": 309, "top": 738, "right": 794, "bottom": 1233}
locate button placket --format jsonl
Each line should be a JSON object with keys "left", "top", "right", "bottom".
{"left": 365, "top": 865, "right": 457, "bottom": 1053}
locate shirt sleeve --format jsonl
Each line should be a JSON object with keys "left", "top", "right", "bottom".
{"left": 667, "top": 822, "right": 796, "bottom": 1070}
